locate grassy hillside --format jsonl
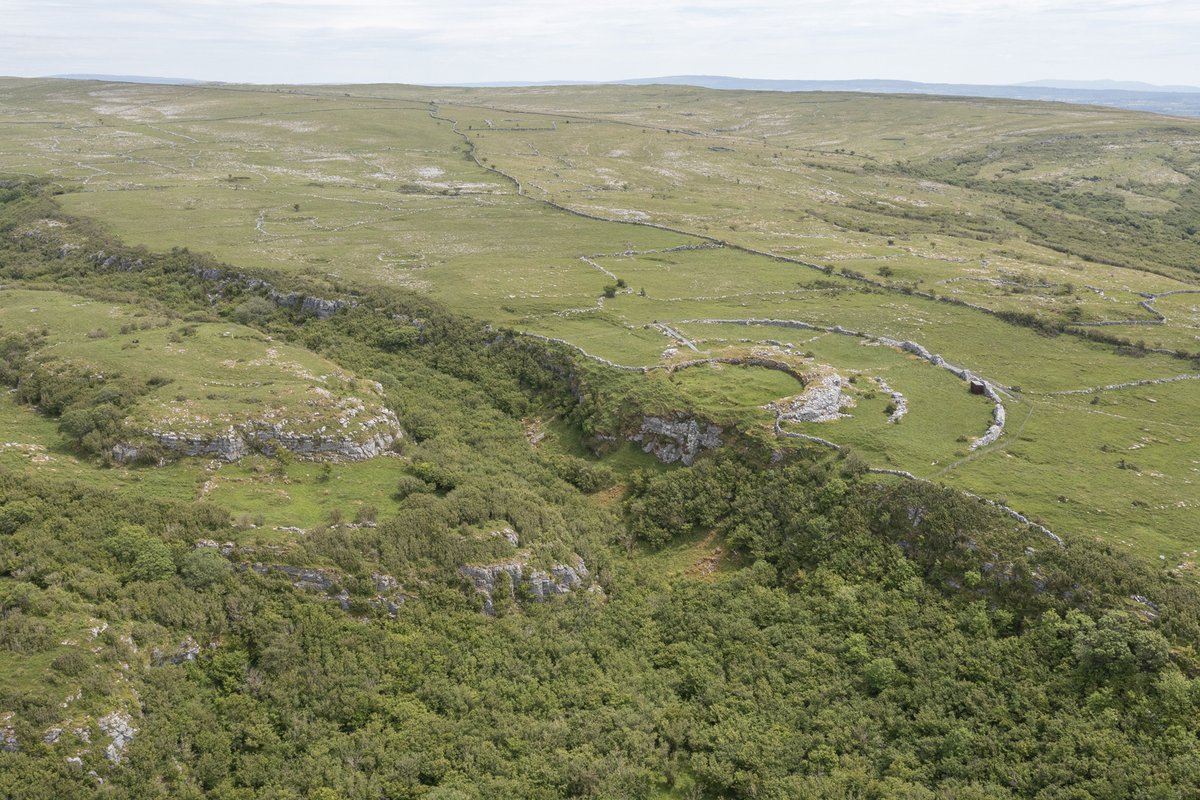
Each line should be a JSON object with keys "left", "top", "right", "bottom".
{"left": 0, "top": 149, "right": 1199, "bottom": 795}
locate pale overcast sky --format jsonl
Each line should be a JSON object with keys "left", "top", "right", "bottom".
{"left": 1, "top": 0, "right": 1197, "bottom": 86}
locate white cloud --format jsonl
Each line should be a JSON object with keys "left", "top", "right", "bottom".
{"left": 0, "top": 0, "right": 1197, "bottom": 86}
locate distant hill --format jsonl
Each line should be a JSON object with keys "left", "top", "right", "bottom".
{"left": 1020, "top": 79, "right": 1200, "bottom": 93}
{"left": 49, "top": 73, "right": 203, "bottom": 86}
{"left": 455, "top": 75, "right": 1200, "bottom": 118}
{"left": 609, "top": 76, "right": 1200, "bottom": 118}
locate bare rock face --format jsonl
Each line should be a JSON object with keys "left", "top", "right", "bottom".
{"left": 98, "top": 711, "right": 136, "bottom": 763}
{"left": 460, "top": 557, "right": 590, "bottom": 614}
{"left": 631, "top": 416, "right": 722, "bottom": 465}
{"left": 460, "top": 562, "right": 524, "bottom": 615}
{"left": 527, "top": 560, "right": 590, "bottom": 601}
{"left": 111, "top": 410, "right": 402, "bottom": 464}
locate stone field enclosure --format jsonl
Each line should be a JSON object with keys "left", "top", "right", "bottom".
{"left": 2, "top": 77, "right": 1198, "bottom": 556}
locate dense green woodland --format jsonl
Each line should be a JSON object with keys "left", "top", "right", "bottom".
{"left": 5, "top": 180, "right": 1200, "bottom": 798}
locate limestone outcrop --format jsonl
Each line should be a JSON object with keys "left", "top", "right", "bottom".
{"left": 1, "top": 713, "right": 16, "bottom": 753}
{"left": 111, "top": 409, "right": 401, "bottom": 464}
{"left": 98, "top": 711, "right": 136, "bottom": 763}
{"left": 630, "top": 416, "right": 722, "bottom": 465}
{"left": 460, "top": 556, "right": 590, "bottom": 614}
{"left": 244, "top": 562, "right": 405, "bottom": 616}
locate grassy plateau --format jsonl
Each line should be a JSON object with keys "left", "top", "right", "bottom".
{"left": 1, "top": 77, "right": 1199, "bottom": 558}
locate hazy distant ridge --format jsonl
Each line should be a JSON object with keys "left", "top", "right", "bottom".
{"left": 50, "top": 74, "right": 203, "bottom": 85}
{"left": 46, "top": 72, "right": 1200, "bottom": 118}
{"left": 1019, "top": 79, "right": 1200, "bottom": 93}
{"left": 453, "top": 75, "right": 1200, "bottom": 118}
{"left": 611, "top": 76, "right": 1200, "bottom": 117}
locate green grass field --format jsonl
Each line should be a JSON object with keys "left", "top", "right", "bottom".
{"left": 2, "top": 77, "right": 1200, "bottom": 556}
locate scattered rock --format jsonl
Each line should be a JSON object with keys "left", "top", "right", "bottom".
{"left": 153, "top": 637, "right": 201, "bottom": 666}
{"left": 1, "top": 713, "right": 17, "bottom": 753}
{"left": 874, "top": 377, "right": 908, "bottom": 423}
{"left": 770, "top": 371, "right": 854, "bottom": 423}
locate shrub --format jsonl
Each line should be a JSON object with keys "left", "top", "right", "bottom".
{"left": 863, "top": 657, "right": 900, "bottom": 693}
{"left": 179, "top": 548, "right": 231, "bottom": 590}
{"left": 50, "top": 649, "right": 90, "bottom": 676}
{"left": 231, "top": 296, "right": 277, "bottom": 325}
{"left": 394, "top": 474, "right": 432, "bottom": 500}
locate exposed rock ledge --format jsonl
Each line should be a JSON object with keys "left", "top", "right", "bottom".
{"left": 631, "top": 415, "right": 722, "bottom": 466}
{"left": 460, "top": 556, "right": 590, "bottom": 614}
{"left": 111, "top": 410, "right": 401, "bottom": 464}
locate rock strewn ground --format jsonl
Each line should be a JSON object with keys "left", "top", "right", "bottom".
{"left": 769, "top": 371, "right": 854, "bottom": 423}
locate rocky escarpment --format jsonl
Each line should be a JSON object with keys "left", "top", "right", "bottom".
{"left": 111, "top": 408, "right": 401, "bottom": 464}
{"left": 460, "top": 556, "right": 590, "bottom": 614}
{"left": 631, "top": 415, "right": 722, "bottom": 465}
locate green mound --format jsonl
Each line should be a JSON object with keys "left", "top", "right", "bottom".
{"left": 0, "top": 289, "right": 400, "bottom": 462}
